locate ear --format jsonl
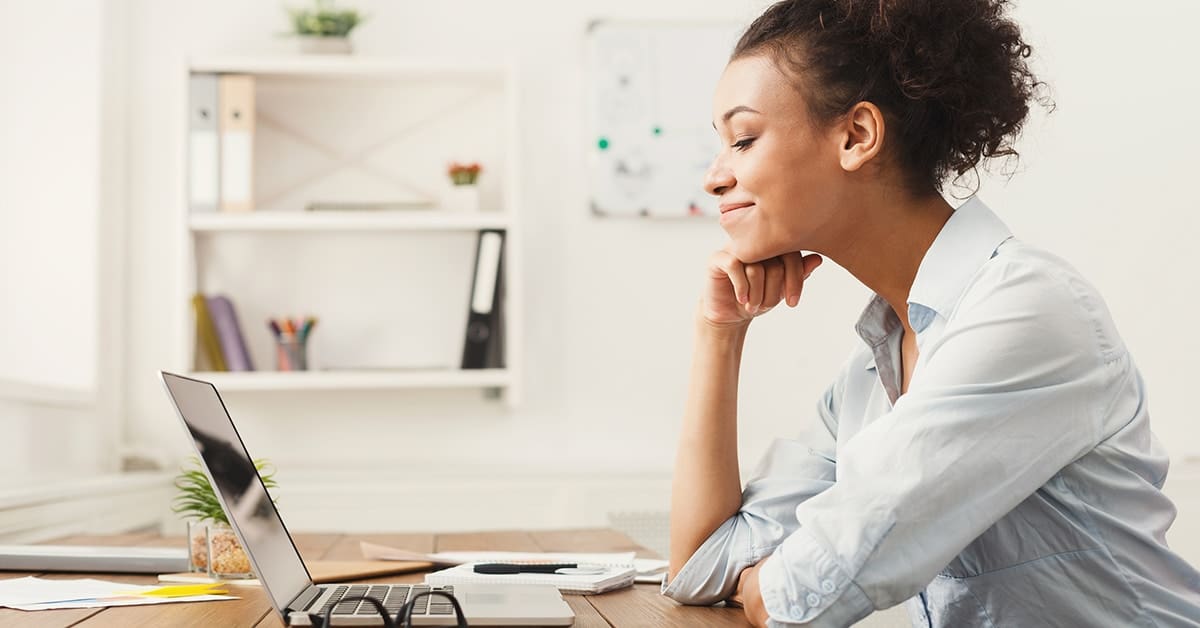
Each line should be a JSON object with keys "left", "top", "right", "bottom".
{"left": 837, "top": 101, "right": 885, "bottom": 173}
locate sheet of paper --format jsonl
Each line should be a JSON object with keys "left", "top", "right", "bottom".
{"left": 0, "top": 576, "right": 236, "bottom": 611}
{"left": 360, "top": 542, "right": 635, "bottom": 565}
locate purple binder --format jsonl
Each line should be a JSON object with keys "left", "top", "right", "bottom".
{"left": 206, "top": 294, "right": 255, "bottom": 371}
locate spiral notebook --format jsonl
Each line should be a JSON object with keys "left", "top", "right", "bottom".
{"left": 424, "top": 562, "right": 637, "bottom": 595}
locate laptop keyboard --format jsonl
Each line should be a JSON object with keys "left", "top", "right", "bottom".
{"left": 315, "top": 584, "right": 456, "bottom": 617}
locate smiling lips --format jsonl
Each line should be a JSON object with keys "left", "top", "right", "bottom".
{"left": 719, "top": 202, "right": 754, "bottom": 214}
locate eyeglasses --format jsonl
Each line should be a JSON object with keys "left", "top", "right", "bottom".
{"left": 308, "top": 590, "right": 469, "bottom": 628}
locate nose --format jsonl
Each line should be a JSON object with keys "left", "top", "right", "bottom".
{"left": 703, "top": 154, "right": 735, "bottom": 197}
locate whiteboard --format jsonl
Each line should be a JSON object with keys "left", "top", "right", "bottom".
{"left": 586, "top": 20, "right": 743, "bottom": 218}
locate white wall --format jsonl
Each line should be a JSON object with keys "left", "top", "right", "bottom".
{"left": 0, "top": 0, "right": 101, "bottom": 394}
{"left": 0, "top": 0, "right": 127, "bottom": 480}
{"left": 115, "top": 0, "right": 1200, "bottom": 535}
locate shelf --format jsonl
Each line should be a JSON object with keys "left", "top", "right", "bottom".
{"left": 179, "top": 55, "right": 523, "bottom": 407}
{"left": 188, "top": 55, "right": 508, "bottom": 82}
{"left": 188, "top": 210, "right": 512, "bottom": 232}
{"left": 187, "top": 369, "right": 511, "bottom": 392}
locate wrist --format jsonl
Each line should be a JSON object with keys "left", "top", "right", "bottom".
{"left": 695, "top": 319, "right": 749, "bottom": 358}
{"left": 694, "top": 308, "right": 751, "bottom": 341}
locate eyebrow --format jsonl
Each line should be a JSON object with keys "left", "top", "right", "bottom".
{"left": 712, "top": 105, "right": 761, "bottom": 129}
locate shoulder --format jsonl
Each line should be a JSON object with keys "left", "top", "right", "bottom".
{"left": 951, "top": 238, "right": 1128, "bottom": 365}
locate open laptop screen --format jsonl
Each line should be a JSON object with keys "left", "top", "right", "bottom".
{"left": 160, "top": 372, "right": 311, "bottom": 614}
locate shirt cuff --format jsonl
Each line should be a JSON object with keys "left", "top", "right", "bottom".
{"left": 757, "top": 525, "right": 874, "bottom": 627}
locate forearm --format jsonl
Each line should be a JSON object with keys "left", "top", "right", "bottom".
{"left": 668, "top": 309, "right": 749, "bottom": 579}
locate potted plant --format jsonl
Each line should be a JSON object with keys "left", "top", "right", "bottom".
{"left": 285, "top": 0, "right": 365, "bottom": 54}
{"left": 172, "top": 456, "right": 278, "bottom": 579}
{"left": 444, "top": 162, "right": 484, "bottom": 212}
{"left": 448, "top": 162, "right": 483, "bottom": 186}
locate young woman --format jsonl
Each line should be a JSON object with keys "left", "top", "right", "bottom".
{"left": 663, "top": 1, "right": 1200, "bottom": 626}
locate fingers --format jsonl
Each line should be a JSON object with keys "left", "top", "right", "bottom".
{"left": 760, "top": 259, "right": 785, "bottom": 312}
{"left": 744, "top": 258, "right": 784, "bottom": 315}
{"left": 802, "top": 253, "right": 824, "bottom": 278}
{"left": 711, "top": 250, "right": 750, "bottom": 305}
{"left": 744, "top": 263, "right": 762, "bottom": 312}
{"left": 777, "top": 252, "right": 824, "bottom": 307}
{"left": 780, "top": 252, "right": 805, "bottom": 307}
{"left": 713, "top": 249, "right": 824, "bottom": 316}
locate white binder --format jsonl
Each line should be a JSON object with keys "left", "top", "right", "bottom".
{"left": 188, "top": 73, "right": 219, "bottom": 213}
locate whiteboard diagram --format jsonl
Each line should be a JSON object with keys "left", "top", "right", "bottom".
{"left": 586, "top": 20, "right": 743, "bottom": 218}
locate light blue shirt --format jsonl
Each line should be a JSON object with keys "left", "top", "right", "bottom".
{"left": 663, "top": 197, "right": 1200, "bottom": 626}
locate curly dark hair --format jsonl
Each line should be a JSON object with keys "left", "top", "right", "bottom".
{"left": 733, "top": 0, "right": 1053, "bottom": 194}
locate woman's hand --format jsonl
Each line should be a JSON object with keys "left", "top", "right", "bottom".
{"left": 729, "top": 559, "right": 771, "bottom": 627}
{"left": 701, "top": 247, "right": 823, "bottom": 328}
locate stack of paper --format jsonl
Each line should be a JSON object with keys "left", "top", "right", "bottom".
{"left": 0, "top": 577, "right": 236, "bottom": 611}
{"left": 424, "top": 562, "right": 636, "bottom": 595}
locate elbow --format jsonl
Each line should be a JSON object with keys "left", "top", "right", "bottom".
{"left": 661, "top": 528, "right": 754, "bottom": 607}
{"left": 662, "top": 510, "right": 788, "bottom": 607}
{"left": 661, "top": 577, "right": 730, "bottom": 607}
{"left": 662, "top": 552, "right": 732, "bottom": 606}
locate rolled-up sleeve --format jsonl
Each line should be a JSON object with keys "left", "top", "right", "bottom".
{"left": 662, "top": 381, "right": 841, "bottom": 605}
{"left": 755, "top": 262, "right": 1125, "bottom": 626}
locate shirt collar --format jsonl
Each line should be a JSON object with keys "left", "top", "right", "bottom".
{"left": 907, "top": 196, "right": 1013, "bottom": 327}
{"left": 857, "top": 196, "right": 1013, "bottom": 370}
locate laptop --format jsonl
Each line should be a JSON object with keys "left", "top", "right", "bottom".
{"left": 159, "top": 371, "right": 575, "bottom": 626}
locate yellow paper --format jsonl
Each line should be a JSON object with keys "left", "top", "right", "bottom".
{"left": 117, "top": 584, "right": 228, "bottom": 598}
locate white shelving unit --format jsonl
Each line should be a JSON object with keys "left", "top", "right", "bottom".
{"left": 188, "top": 210, "right": 513, "bottom": 232}
{"left": 189, "top": 55, "right": 509, "bottom": 82}
{"left": 197, "top": 368, "right": 512, "bottom": 392}
{"left": 177, "top": 55, "right": 522, "bottom": 405}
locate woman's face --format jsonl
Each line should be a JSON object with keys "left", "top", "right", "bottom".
{"left": 706, "top": 54, "right": 845, "bottom": 263}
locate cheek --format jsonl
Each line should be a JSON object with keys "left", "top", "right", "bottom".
{"left": 756, "top": 138, "right": 819, "bottom": 192}
{"left": 756, "top": 145, "right": 833, "bottom": 246}
{"left": 772, "top": 141, "right": 837, "bottom": 209}
{"left": 758, "top": 157, "right": 815, "bottom": 219}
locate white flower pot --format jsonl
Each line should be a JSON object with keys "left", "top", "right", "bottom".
{"left": 442, "top": 185, "right": 481, "bottom": 213}
{"left": 297, "top": 35, "right": 353, "bottom": 55}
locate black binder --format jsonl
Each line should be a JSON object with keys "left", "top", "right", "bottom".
{"left": 461, "top": 230, "right": 505, "bottom": 369}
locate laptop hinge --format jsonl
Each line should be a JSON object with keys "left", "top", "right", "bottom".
{"left": 286, "top": 585, "right": 324, "bottom": 618}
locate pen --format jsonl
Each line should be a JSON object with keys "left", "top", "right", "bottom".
{"left": 473, "top": 562, "right": 578, "bottom": 574}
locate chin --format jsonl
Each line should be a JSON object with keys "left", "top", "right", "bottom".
{"left": 728, "top": 240, "right": 774, "bottom": 264}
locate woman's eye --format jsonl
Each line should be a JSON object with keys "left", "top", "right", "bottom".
{"left": 732, "top": 138, "right": 755, "bottom": 151}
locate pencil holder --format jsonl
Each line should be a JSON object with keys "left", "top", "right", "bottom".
{"left": 276, "top": 338, "right": 309, "bottom": 371}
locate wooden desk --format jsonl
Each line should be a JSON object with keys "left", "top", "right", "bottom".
{"left": 1, "top": 528, "right": 749, "bottom": 627}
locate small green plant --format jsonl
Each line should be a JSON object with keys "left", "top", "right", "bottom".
{"left": 172, "top": 456, "right": 278, "bottom": 524}
{"left": 287, "top": 0, "right": 365, "bottom": 38}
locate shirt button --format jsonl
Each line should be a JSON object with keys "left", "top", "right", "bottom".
{"left": 821, "top": 579, "right": 836, "bottom": 593}
{"left": 790, "top": 604, "right": 805, "bottom": 617}
{"left": 806, "top": 592, "right": 821, "bottom": 607}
